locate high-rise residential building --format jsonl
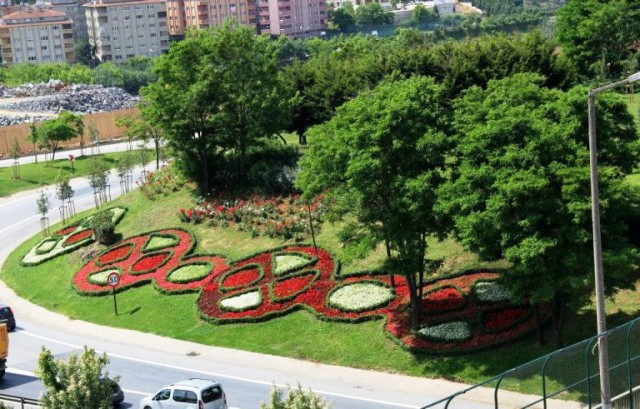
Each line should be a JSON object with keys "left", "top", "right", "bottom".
{"left": 255, "top": 0, "right": 326, "bottom": 38}
{"left": 85, "top": 0, "right": 170, "bottom": 63}
{"left": 0, "top": 6, "right": 75, "bottom": 65}
{"left": 47, "top": 0, "right": 89, "bottom": 40}
{"left": 167, "top": 0, "right": 323, "bottom": 38}
{"left": 166, "top": 0, "right": 250, "bottom": 37}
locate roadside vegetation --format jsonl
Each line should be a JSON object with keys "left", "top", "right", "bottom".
{"left": 2, "top": 0, "right": 640, "bottom": 400}
{"left": 0, "top": 150, "right": 147, "bottom": 198}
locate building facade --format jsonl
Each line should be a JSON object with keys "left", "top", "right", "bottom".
{"left": 166, "top": 0, "right": 250, "bottom": 37}
{"left": 259, "top": 0, "right": 326, "bottom": 38}
{"left": 0, "top": 7, "right": 74, "bottom": 65}
{"left": 167, "top": 0, "right": 324, "bottom": 38}
{"left": 85, "top": 0, "right": 170, "bottom": 63}
{"left": 47, "top": 0, "right": 89, "bottom": 40}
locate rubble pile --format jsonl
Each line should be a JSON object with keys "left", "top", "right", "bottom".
{"left": 0, "top": 80, "right": 139, "bottom": 126}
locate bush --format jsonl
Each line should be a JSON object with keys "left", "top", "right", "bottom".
{"left": 88, "top": 211, "right": 116, "bottom": 245}
{"left": 260, "top": 384, "right": 332, "bottom": 409}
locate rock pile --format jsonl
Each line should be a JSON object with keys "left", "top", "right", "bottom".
{"left": 0, "top": 81, "right": 139, "bottom": 126}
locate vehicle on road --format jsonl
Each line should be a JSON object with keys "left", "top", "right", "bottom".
{"left": 0, "top": 304, "right": 15, "bottom": 331}
{"left": 0, "top": 323, "right": 8, "bottom": 379}
{"left": 139, "top": 378, "right": 227, "bottom": 409}
{"left": 103, "top": 377, "right": 125, "bottom": 406}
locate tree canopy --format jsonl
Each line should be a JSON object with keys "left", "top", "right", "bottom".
{"left": 141, "top": 23, "right": 290, "bottom": 193}
{"left": 37, "top": 111, "right": 84, "bottom": 161}
{"left": 556, "top": 0, "right": 640, "bottom": 79}
{"left": 439, "top": 73, "right": 640, "bottom": 346}
{"left": 297, "top": 75, "right": 453, "bottom": 328}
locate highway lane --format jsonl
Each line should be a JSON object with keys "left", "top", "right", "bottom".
{"left": 0, "top": 168, "right": 499, "bottom": 409}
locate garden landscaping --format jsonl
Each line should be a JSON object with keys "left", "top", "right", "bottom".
{"left": 3, "top": 180, "right": 640, "bottom": 388}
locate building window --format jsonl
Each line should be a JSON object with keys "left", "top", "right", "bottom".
{"left": 115, "top": 54, "right": 122, "bottom": 59}
{"left": 28, "top": 56, "right": 37, "bottom": 61}
{"left": 41, "top": 45, "right": 48, "bottom": 50}
{"left": 40, "top": 36, "right": 48, "bottom": 41}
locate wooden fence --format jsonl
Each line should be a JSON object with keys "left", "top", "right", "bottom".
{"left": 0, "top": 108, "right": 140, "bottom": 158}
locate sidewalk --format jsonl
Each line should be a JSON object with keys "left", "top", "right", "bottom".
{"left": 0, "top": 140, "right": 150, "bottom": 168}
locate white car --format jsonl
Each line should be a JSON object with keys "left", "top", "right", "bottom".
{"left": 139, "top": 378, "right": 228, "bottom": 409}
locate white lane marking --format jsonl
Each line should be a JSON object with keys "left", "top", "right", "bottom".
{"left": 21, "top": 330, "right": 418, "bottom": 408}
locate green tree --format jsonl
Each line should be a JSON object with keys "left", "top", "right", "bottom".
{"left": 260, "top": 384, "right": 332, "bottom": 409}
{"left": 411, "top": 4, "right": 437, "bottom": 24}
{"left": 439, "top": 73, "right": 640, "bottom": 347}
{"left": 55, "top": 173, "right": 74, "bottom": 205}
{"left": 117, "top": 110, "right": 164, "bottom": 169}
{"left": 297, "top": 76, "right": 452, "bottom": 329}
{"left": 74, "top": 36, "right": 94, "bottom": 66}
{"left": 141, "top": 23, "right": 290, "bottom": 192}
{"left": 328, "top": 3, "right": 355, "bottom": 30}
{"left": 93, "top": 62, "right": 124, "bottom": 88}
{"left": 354, "top": 3, "right": 394, "bottom": 25}
{"left": 140, "top": 28, "right": 225, "bottom": 193}
{"left": 38, "top": 111, "right": 84, "bottom": 161}
{"left": 556, "top": 0, "right": 640, "bottom": 79}
{"left": 36, "top": 346, "right": 116, "bottom": 409}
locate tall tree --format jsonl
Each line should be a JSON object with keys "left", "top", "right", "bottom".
{"left": 354, "top": 3, "right": 394, "bottom": 26}
{"left": 38, "top": 111, "right": 84, "bottom": 161}
{"left": 556, "top": 0, "right": 640, "bottom": 79}
{"left": 297, "top": 75, "right": 452, "bottom": 329}
{"left": 140, "top": 28, "right": 224, "bottom": 193}
{"left": 439, "top": 73, "right": 640, "bottom": 347}
{"left": 141, "top": 23, "right": 289, "bottom": 192}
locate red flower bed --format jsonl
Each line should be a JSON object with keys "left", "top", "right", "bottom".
{"left": 131, "top": 252, "right": 172, "bottom": 274}
{"left": 271, "top": 272, "right": 318, "bottom": 301}
{"left": 63, "top": 229, "right": 93, "bottom": 246}
{"left": 422, "top": 286, "right": 465, "bottom": 313}
{"left": 56, "top": 225, "right": 78, "bottom": 236}
{"left": 482, "top": 307, "right": 529, "bottom": 331}
{"left": 98, "top": 243, "right": 135, "bottom": 266}
{"left": 73, "top": 229, "right": 547, "bottom": 354}
{"left": 220, "top": 266, "right": 262, "bottom": 290}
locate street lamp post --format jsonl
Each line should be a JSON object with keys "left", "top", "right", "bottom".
{"left": 587, "top": 71, "right": 640, "bottom": 409}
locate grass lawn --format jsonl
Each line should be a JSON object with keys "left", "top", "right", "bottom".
{"left": 3, "top": 184, "right": 640, "bottom": 396}
{"left": 0, "top": 150, "right": 146, "bottom": 198}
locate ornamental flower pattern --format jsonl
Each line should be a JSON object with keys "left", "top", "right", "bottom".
{"left": 71, "top": 228, "right": 550, "bottom": 353}
{"left": 22, "top": 207, "right": 127, "bottom": 266}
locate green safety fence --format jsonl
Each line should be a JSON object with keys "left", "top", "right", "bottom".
{"left": 423, "top": 316, "right": 640, "bottom": 409}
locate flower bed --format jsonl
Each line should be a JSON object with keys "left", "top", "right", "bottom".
{"left": 22, "top": 207, "right": 127, "bottom": 266}
{"left": 70, "top": 228, "right": 548, "bottom": 354}
{"left": 178, "top": 194, "right": 325, "bottom": 241}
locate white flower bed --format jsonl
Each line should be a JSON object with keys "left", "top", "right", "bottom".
{"left": 166, "top": 263, "right": 212, "bottom": 283}
{"left": 328, "top": 282, "right": 394, "bottom": 312}
{"left": 220, "top": 289, "right": 262, "bottom": 311}
{"left": 88, "top": 269, "right": 119, "bottom": 285}
{"left": 475, "top": 281, "right": 510, "bottom": 303}
{"left": 274, "top": 254, "right": 312, "bottom": 275}
{"left": 22, "top": 206, "right": 127, "bottom": 266}
{"left": 418, "top": 321, "right": 472, "bottom": 341}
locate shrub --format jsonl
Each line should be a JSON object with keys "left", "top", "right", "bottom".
{"left": 260, "top": 384, "right": 332, "bottom": 409}
{"left": 88, "top": 211, "right": 116, "bottom": 245}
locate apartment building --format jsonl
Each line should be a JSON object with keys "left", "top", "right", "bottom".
{"left": 0, "top": 0, "right": 21, "bottom": 19}
{"left": 254, "top": 0, "right": 326, "bottom": 38}
{"left": 47, "top": 0, "right": 89, "bottom": 40}
{"left": 0, "top": 7, "right": 74, "bottom": 65}
{"left": 166, "top": 0, "right": 250, "bottom": 37}
{"left": 85, "top": 0, "right": 169, "bottom": 63}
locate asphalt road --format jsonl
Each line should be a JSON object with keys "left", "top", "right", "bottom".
{"left": 0, "top": 167, "right": 514, "bottom": 409}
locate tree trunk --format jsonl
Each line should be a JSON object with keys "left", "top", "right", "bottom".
{"left": 385, "top": 240, "right": 395, "bottom": 288}
{"left": 199, "top": 150, "right": 209, "bottom": 195}
{"left": 550, "top": 293, "right": 566, "bottom": 348}
{"left": 533, "top": 303, "right": 545, "bottom": 346}
{"left": 299, "top": 133, "right": 307, "bottom": 145}
{"left": 154, "top": 137, "right": 160, "bottom": 170}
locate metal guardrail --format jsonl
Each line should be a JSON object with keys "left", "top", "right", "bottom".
{"left": 0, "top": 393, "right": 39, "bottom": 409}
{"left": 422, "top": 316, "right": 640, "bottom": 409}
